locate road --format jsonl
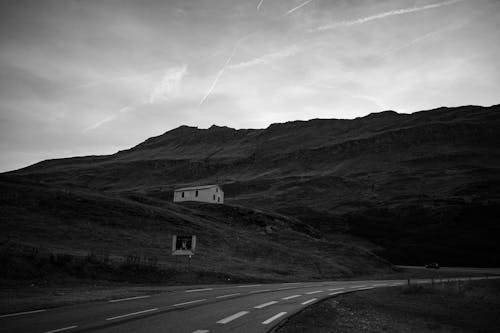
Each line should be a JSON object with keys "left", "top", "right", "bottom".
{"left": 1, "top": 276, "right": 498, "bottom": 333}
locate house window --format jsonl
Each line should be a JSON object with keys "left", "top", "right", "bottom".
{"left": 218, "top": 197, "right": 220, "bottom": 202}
{"left": 195, "top": 190, "right": 198, "bottom": 197}
{"left": 213, "top": 194, "right": 215, "bottom": 200}
{"left": 216, "top": 188, "right": 218, "bottom": 192}
{"left": 181, "top": 192, "right": 184, "bottom": 198}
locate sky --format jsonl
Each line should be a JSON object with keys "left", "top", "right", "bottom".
{"left": 0, "top": 0, "right": 499, "bottom": 172}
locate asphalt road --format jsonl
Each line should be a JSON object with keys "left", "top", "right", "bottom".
{"left": 2, "top": 276, "right": 498, "bottom": 333}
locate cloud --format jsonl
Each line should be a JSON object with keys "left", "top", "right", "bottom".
{"left": 257, "top": 0, "right": 265, "bottom": 11}
{"left": 148, "top": 65, "right": 188, "bottom": 104}
{"left": 312, "top": 0, "right": 465, "bottom": 31}
{"left": 199, "top": 34, "right": 254, "bottom": 107}
{"left": 284, "top": 0, "right": 313, "bottom": 16}
{"left": 83, "top": 114, "right": 117, "bottom": 133}
{"left": 228, "top": 45, "right": 300, "bottom": 70}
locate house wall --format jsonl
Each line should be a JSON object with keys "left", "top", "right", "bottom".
{"left": 173, "top": 187, "right": 224, "bottom": 204}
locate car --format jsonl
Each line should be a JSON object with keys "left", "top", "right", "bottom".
{"left": 425, "top": 262, "right": 440, "bottom": 269}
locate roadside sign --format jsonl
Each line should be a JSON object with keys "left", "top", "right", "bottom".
{"left": 172, "top": 235, "right": 196, "bottom": 256}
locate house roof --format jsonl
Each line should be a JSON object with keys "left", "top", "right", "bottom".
{"left": 174, "top": 184, "right": 222, "bottom": 192}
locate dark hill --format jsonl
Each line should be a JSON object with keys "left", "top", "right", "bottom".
{"left": 4, "top": 104, "right": 500, "bottom": 267}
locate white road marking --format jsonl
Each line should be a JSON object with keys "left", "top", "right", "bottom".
{"left": 277, "top": 287, "right": 295, "bottom": 290}
{"left": 254, "top": 301, "right": 278, "bottom": 309}
{"left": 249, "top": 289, "right": 270, "bottom": 293}
{"left": 357, "top": 287, "right": 375, "bottom": 290}
{"left": 44, "top": 326, "right": 78, "bottom": 333}
{"left": 217, "top": 311, "right": 250, "bottom": 324}
{"left": 373, "top": 283, "right": 387, "bottom": 287}
{"left": 109, "top": 295, "right": 150, "bottom": 303}
{"left": 238, "top": 284, "right": 262, "bottom": 288}
{"left": 282, "top": 295, "right": 301, "bottom": 300}
{"left": 186, "top": 288, "right": 213, "bottom": 293}
{"left": 216, "top": 293, "right": 241, "bottom": 299}
{"left": 301, "top": 298, "right": 317, "bottom": 305}
{"left": 350, "top": 285, "right": 366, "bottom": 288}
{"left": 328, "top": 287, "right": 344, "bottom": 291}
{"left": 192, "top": 330, "right": 210, "bottom": 333}
{"left": 262, "top": 312, "right": 287, "bottom": 324}
{"left": 173, "top": 299, "right": 207, "bottom": 307}
{"left": 329, "top": 291, "right": 343, "bottom": 296}
{"left": 282, "top": 282, "right": 301, "bottom": 285}
{"left": 305, "top": 290, "right": 323, "bottom": 295}
{"left": 0, "top": 309, "right": 47, "bottom": 318}
{"left": 106, "top": 308, "right": 158, "bottom": 321}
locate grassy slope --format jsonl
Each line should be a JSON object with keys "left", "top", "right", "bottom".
{"left": 0, "top": 175, "right": 390, "bottom": 284}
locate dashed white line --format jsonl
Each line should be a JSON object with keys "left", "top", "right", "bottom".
{"left": 216, "top": 293, "right": 241, "bottom": 299}
{"left": 217, "top": 311, "right": 250, "bottom": 324}
{"left": 301, "top": 298, "right": 317, "bottom": 305}
{"left": 282, "top": 295, "right": 301, "bottom": 300}
{"left": 43, "top": 326, "right": 78, "bottom": 333}
{"left": 186, "top": 288, "right": 213, "bottom": 293}
{"left": 109, "top": 295, "right": 150, "bottom": 303}
{"left": 350, "top": 285, "right": 366, "bottom": 288}
{"left": 238, "top": 284, "right": 262, "bottom": 288}
{"left": 305, "top": 290, "right": 323, "bottom": 295}
{"left": 329, "top": 291, "right": 343, "bottom": 296}
{"left": 249, "top": 289, "right": 270, "bottom": 294}
{"left": 262, "top": 312, "right": 287, "bottom": 324}
{"left": 254, "top": 301, "right": 278, "bottom": 309}
{"left": 173, "top": 299, "right": 206, "bottom": 307}
{"left": 0, "top": 309, "right": 47, "bottom": 318}
{"left": 373, "top": 283, "right": 387, "bottom": 287}
{"left": 282, "top": 282, "right": 301, "bottom": 285}
{"left": 277, "top": 287, "right": 295, "bottom": 290}
{"left": 106, "top": 308, "right": 158, "bottom": 321}
{"left": 192, "top": 330, "right": 210, "bottom": 333}
{"left": 328, "top": 287, "right": 344, "bottom": 291}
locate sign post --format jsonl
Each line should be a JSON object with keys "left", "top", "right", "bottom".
{"left": 172, "top": 235, "right": 196, "bottom": 266}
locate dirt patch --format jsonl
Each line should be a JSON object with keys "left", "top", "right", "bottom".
{"left": 276, "top": 279, "right": 500, "bottom": 333}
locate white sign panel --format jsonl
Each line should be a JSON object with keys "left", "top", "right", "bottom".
{"left": 172, "top": 235, "right": 196, "bottom": 256}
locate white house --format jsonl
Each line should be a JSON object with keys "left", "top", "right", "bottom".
{"left": 173, "top": 185, "right": 224, "bottom": 204}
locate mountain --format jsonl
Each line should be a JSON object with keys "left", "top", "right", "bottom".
{"left": 3, "top": 104, "right": 500, "bottom": 270}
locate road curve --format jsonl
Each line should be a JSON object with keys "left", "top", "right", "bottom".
{"left": 1, "top": 276, "right": 498, "bottom": 333}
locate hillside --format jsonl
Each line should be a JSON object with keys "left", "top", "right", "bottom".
{"left": 4, "top": 104, "right": 500, "bottom": 267}
{"left": 0, "top": 175, "right": 388, "bottom": 283}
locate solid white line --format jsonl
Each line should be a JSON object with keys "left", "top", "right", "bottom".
{"left": 44, "top": 326, "right": 78, "bottom": 333}
{"left": 277, "top": 287, "right": 295, "bottom": 290}
{"left": 306, "top": 290, "right": 323, "bottom": 295}
{"left": 106, "top": 308, "right": 158, "bottom": 321}
{"left": 328, "top": 287, "right": 344, "bottom": 291}
{"left": 109, "top": 295, "right": 150, "bottom": 303}
{"left": 254, "top": 301, "right": 278, "bottom": 309}
{"left": 0, "top": 309, "right": 47, "bottom": 318}
{"left": 262, "top": 312, "right": 287, "bottom": 324}
{"left": 357, "top": 287, "right": 375, "bottom": 290}
{"left": 186, "top": 288, "right": 213, "bottom": 293}
{"left": 216, "top": 293, "right": 241, "bottom": 299}
{"left": 238, "top": 284, "right": 262, "bottom": 288}
{"left": 249, "top": 289, "right": 270, "bottom": 293}
{"left": 282, "top": 295, "right": 301, "bottom": 300}
{"left": 350, "top": 285, "right": 366, "bottom": 288}
{"left": 373, "top": 283, "right": 387, "bottom": 287}
{"left": 173, "top": 299, "right": 206, "bottom": 307}
{"left": 192, "top": 330, "right": 210, "bottom": 333}
{"left": 328, "top": 291, "right": 343, "bottom": 296}
{"left": 217, "top": 311, "right": 249, "bottom": 324}
{"left": 301, "top": 298, "right": 317, "bottom": 305}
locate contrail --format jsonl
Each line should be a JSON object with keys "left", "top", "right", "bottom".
{"left": 284, "top": 0, "right": 313, "bottom": 16}
{"left": 257, "top": 0, "right": 265, "bottom": 10}
{"left": 312, "top": 0, "right": 464, "bottom": 31}
{"left": 199, "top": 35, "right": 253, "bottom": 107}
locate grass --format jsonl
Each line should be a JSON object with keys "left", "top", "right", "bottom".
{"left": 275, "top": 279, "right": 500, "bottom": 333}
